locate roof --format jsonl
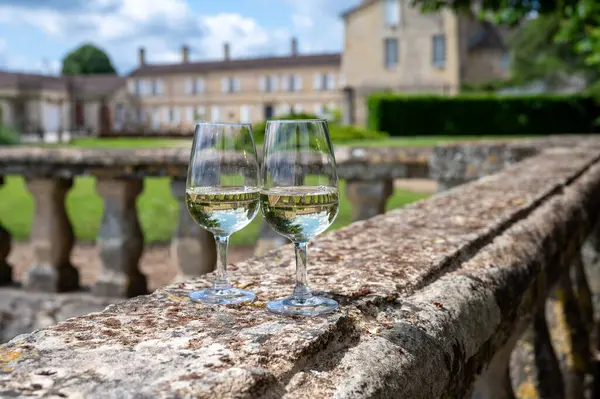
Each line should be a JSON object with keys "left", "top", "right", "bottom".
{"left": 340, "top": 0, "right": 378, "bottom": 18}
{"left": 468, "top": 23, "right": 507, "bottom": 51}
{"left": 0, "top": 70, "right": 125, "bottom": 96}
{"left": 129, "top": 53, "right": 342, "bottom": 77}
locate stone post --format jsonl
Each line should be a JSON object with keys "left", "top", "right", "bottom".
{"left": 0, "top": 176, "right": 12, "bottom": 285}
{"left": 345, "top": 179, "right": 394, "bottom": 222}
{"left": 24, "top": 178, "right": 79, "bottom": 292}
{"left": 94, "top": 179, "right": 147, "bottom": 298}
{"left": 342, "top": 87, "right": 355, "bottom": 126}
{"left": 170, "top": 179, "right": 216, "bottom": 279}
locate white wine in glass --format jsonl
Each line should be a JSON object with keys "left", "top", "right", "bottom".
{"left": 186, "top": 122, "right": 260, "bottom": 305}
{"left": 261, "top": 119, "right": 340, "bottom": 316}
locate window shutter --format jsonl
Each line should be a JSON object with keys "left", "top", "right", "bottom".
{"left": 155, "top": 79, "right": 164, "bottom": 95}
{"left": 327, "top": 73, "right": 335, "bottom": 90}
{"left": 234, "top": 78, "right": 241, "bottom": 92}
{"left": 271, "top": 75, "right": 279, "bottom": 92}
{"left": 127, "top": 79, "right": 136, "bottom": 94}
{"left": 185, "top": 77, "right": 193, "bottom": 94}
{"left": 211, "top": 106, "right": 220, "bottom": 122}
{"left": 313, "top": 103, "right": 323, "bottom": 116}
{"left": 240, "top": 105, "right": 250, "bottom": 122}
{"left": 185, "top": 106, "right": 194, "bottom": 122}
{"left": 281, "top": 74, "right": 290, "bottom": 92}
{"left": 282, "top": 103, "right": 291, "bottom": 115}
{"left": 196, "top": 78, "right": 205, "bottom": 93}
{"left": 295, "top": 75, "right": 302, "bottom": 91}
{"left": 259, "top": 75, "right": 266, "bottom": 92}
{"left": 196, "top": 106, "right": 206, "bottom": 120}
{"left": 313, "top": 74, "right": 321, "bottom": 90}
{"left": 294, "top": 104, "right": 303, "bottom": 113}
{"left": 221, "top": 78, "right": 229, "bottom": 93}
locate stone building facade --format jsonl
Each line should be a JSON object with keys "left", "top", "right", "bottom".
{"left": 124, "top": 40, "right": 342, "bottom": 130}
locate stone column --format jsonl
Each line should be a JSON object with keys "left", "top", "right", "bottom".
{"left": 345, "top": 179, "right": 394, "bottom": 222}
{"left": 255, "top": 223, "right": 289, "bottom": 257}
{"left": 511, "top": 308, "right": 565, "bottom": 399}
{"left": 0, "top": 176, "right": 12, "bottom": 285}
{"left": 170, "top": 179, "right": 216, "bottom": 279}
{"left": 94, "top": 179, "right": 147, "bottom": 298}
{"left": 24, "top": 178, "right": 79, "bottom": 292}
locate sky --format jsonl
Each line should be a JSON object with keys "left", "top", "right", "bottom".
{"left": 0, "top": 0, "right": 361, "bottom": 75}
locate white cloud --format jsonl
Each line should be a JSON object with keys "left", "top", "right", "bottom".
{"left": 0, "top": 0, "right": 352, "bottom": 73}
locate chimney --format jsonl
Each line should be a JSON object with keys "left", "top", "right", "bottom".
{"left": 291, "top": 37, "right": 298, "bottom": 56}
{"left": 182, "top": 45, "right": 189, "bottom": 63}
{"left": 224, "top": 42, "right": 231, "bottom": 61}
{"left": 138, "top": 47, "right": 146, "bottom": 67}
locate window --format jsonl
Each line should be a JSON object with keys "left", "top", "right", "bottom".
{"left": 169, "top": 107, "right": 180, "bottom": 124}
{"left": 293, "top": 74, "right": 302, "bottom": 91}
{"left": 222, "top": 77, "right": 240, "bottom": 93}
{"left": 152, "top": 79, "right": 164, "bottom": 95}
{"left": 240, "top": 105, "right": 250, "bottom": 123}
{"left": 384, "top": 38, "right": 399, "bottom": 69}
{"left": 186, "top": 78, "right": 205, "bottom": 94}
{"left": 259, "top": 75, "right": 279, "bottom": 92}
{"left": 151, "top": 108, "right": 160, "bottom": 129}
{"left": 384, "top": 0, "right": 400, "bottom": 27}
{"left": 280, "top": 103, "right": 291, "bottom": 115}
{"left": 326, "top": 73, "right": 335, "bottom": 90}
{"left": 432, "top": 34, "right": 446, "bottom": 68}
{"left": 314, "top": 73, "right": 333, "bottom": 91}
{"left": 293, "top": 104, "right": 303, "bottom": 114}
{"left": 211, "top": 106, "right": 220, "bottom": 122}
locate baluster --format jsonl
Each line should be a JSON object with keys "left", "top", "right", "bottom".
{"left": 94, "top": 178, "right": 146, "bottom": 297}
{"left": 24, "top": 178, "right": 79, "bottom": 292}
{"left": 511, "top": 308, "right": 565, "bottom": 399}
{"left": 255, "top": 222, "right": 288, "bottom": 257}
{"left": 345, "top": 179, "right": 393, "bottom": 222}
{"left": 547, "top": 272, "right": 591, "bottom": 399}
{"left": 170, "top": 179, "right": 216, "bottom": 279}
{"left": 0, "top": 176, "right": 12, "bottom": 285}
{"left": 582, "top": 220, "right": 600, "bottom": 399}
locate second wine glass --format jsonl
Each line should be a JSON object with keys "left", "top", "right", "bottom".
{"left": 186, "top": 122, "right": 259, "bottom": 305}
{"left": 261, "top": 119, "right": 340, "bottom": 316}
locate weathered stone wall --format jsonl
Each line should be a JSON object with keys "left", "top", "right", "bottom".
{"left": 2, "top": 143, "right": 600, "bottom": 398}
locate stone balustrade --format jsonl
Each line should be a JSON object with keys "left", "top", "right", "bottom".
{"left": 0, "top": 145, "right": 430, "bottom": 298}
{"left": 2, "top": 141, "right": 600, "bottom": 397}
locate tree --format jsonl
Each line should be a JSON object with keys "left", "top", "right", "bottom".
{"left": 507, "top": 14, "right": 596, "bottom": 87}
{"left": 61, "top": 44, "right": 116, "bottom": 75}
{"left": 411, "top": 0, "right": 600, "bottom": 67}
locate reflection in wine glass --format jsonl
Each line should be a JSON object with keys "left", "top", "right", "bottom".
{"left": 186, "top": 122, "right": 259, "bottom": 305}
{"left": 260, "top": 119, "right": 340, "bottom": 316}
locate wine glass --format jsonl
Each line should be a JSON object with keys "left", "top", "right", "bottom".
{"left": 260, "top": 119, "right": 340, "bottom": 316}
{"left": 186, "top": 122, "right": 260, "bottom": 304}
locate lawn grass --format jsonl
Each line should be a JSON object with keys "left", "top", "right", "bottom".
{"left": 0, "top": 176, "right": 429, "bottom": 247}
{"left": 55, "top": 137, "right": 189, "bottom": 148}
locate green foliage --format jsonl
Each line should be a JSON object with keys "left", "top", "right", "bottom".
{"left": 507, "top": 14, "right": 595, "bottom": 87}
{"left": 62, "top": 43, "right": 117, "bottom": 75}
{"left": 412, "top": 0, "right": 600, "bottom": 68}
{"left": 0, "top": 125, "right": 19, "bottom": 145}
{"left": 368, "top": 93, "right": 599, "bottom": 136}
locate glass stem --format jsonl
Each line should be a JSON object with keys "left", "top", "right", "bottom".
{"left": 292, "top": 241, "right": 312, "bottom": 301}
{"left": 213, "top": 235, "right": 231, "bottom": 291}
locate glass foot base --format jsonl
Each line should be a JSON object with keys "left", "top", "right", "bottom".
{"left": 267, "top": 296, "right": 339, "bottom": 316}
{"left": 189, "top": 288, "right": 256, "bottom": 305}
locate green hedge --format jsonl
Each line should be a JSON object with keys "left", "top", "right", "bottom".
{"left": 253, "top": 113, "right": 387, "bottom": 143}
{"left": 0, "top": 125, "right": 19, "bottom": 145}
{"left": 367, "top": 94, "right": 600, "bottom": 136}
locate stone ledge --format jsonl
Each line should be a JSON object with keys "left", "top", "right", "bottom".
{"left": 1, "top": 145, "right": 600, "bottom": 398}
{"left": 0, "top": 146, "right": 430, "bottom": 180}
